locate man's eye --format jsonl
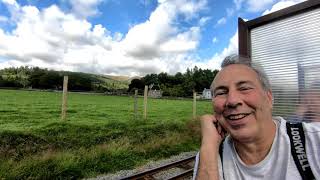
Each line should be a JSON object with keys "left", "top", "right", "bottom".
{"left": 239, "top": 86, "right": 252, "bottom": 91}
{"left": 214, "top": 91, "right": 226, "bottom": 97}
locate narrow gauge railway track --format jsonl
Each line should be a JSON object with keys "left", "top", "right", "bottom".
{"left": 120, "top": 155, "right": 196, "bottom": 180}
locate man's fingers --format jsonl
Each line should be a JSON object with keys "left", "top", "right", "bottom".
{"left": 200, "top": 114, "right": 216, "bottom": 121}
{"left": 200, "top": 114, "right": 219, "bottom": 126}
{"left": 200, "top": 114, "right": 221, "bottom": 135}
{"left": 217, "top": 123, "right": 222, "bottom": 134}
{"left": 200, "top": 114, "right": 223, "bottom": 147}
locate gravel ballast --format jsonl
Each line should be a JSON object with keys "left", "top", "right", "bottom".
{"left": 87, "top": 151, "right": 197, "bottom": 180}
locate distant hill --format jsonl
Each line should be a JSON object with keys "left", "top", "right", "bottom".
{"left": 103, "top": 75, "right": 142, "bottom": 82}
{"left": 90, "top": 74, "right": 130, "bottom": 90}
{"left": 0, "top": 66, "right": 134, "bottom": 91}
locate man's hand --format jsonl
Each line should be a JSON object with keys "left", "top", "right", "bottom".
{"left": 197, "top": 114, "right": 225, "bottom": 180}
{"left": 200, "top": 114, "right": 225, "bottom": 148}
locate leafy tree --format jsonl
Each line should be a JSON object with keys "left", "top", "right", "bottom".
{"left": 0, "top": 76, "right": 4, "bottom": 87}
{"left": 173, "top": 72, "right": 184, "bottom": 84}
{"left": 39, "top": 71, "right": 62, "bottom": 89}
{"left": 158, "top": 72, "right": 169, "bottom": 85}
{"left": 16, "top": 66, "right": 31, "bottom": 88}
{"left": 142, "top": 66, "right": 219, "bottom": 97}
{"left": 30, "top": 67, "right": 46, "bottom": 89}
{"left": 128, "top": 78, "right": 145, "bottom": 92}
{"left": 67, "top": 72, "right": 93, "bottom": 91}
{"left": 143, "top": 73, "right": 158, "bottom": 85}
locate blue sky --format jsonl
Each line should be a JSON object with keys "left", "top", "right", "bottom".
{"left": 0, "top": 0, "right": 305, "bottom": 76}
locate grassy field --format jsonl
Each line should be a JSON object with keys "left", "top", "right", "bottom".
{"left": 0, "top": 89, "right": 212, "bottom": 179}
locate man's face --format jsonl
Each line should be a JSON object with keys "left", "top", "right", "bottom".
{"left": 212, "top": 64, "right": 273, "bottom": 142}
{"left": 306, "top": 91, "right": 320, "bottom": 122}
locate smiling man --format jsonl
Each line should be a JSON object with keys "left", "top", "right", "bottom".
{"left": 193, "top": 55, "right": 320, "bottom": 180}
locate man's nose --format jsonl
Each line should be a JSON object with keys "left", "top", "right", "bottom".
{"left": 225, "top": 90, "right": 242, "bottom": 108}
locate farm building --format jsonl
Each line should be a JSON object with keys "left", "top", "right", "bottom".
{"left": 147, "top": 83, "right": 162, "bottom": 98}
{"left": 202, "top": 88, "right": 212, "bottom": 99}
{"left": 148, "top": 89, "right": 162, "bottom": 98}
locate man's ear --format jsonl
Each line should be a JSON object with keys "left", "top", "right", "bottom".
{"left": 266, "top": 90, "right": 273, "bottom": 107}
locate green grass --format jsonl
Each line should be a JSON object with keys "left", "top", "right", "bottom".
{"left": 0, "top": 89, "right": 211, "bottom": 179}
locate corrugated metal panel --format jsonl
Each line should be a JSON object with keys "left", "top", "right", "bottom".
{"left": 250, "top": 7, "right": 320, "bottom": 122}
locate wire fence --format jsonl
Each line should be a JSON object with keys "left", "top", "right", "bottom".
{"left": 0, "top": 81, "right": 213, "bottom": 131}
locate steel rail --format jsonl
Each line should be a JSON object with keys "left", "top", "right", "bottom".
{"left": 120, "top": 155, "right": 196, "bottom": 180}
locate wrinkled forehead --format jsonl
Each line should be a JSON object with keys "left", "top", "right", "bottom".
{"left": 213, "top": 64, "right": 261, "bottom": 88}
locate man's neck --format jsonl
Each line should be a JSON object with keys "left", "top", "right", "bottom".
{"left": 233, "top": 119, "right": 277, "bottom": 165}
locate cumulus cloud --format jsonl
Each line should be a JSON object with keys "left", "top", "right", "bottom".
{"left": 2, "top": 0, "right": 21, "bottom": 22}
{"left": 216, "top": 17, "right": 227, "bottom": 26}
{"left": 234, "top": 0, "right": 245, "bottom": 10}
{"left": 226, "top": 8, "right": 235, "bottom": 17}
{"left": 0, "top": 0, "right": 208, "bottom": 76}
{"left": 246, "top": 0, "right": 275, "bottom": 12}
{"left": 206, "top": 31, "right": 238, "bottom": 70}
{"left": 234, "top": 0, "right": 276, "bottom": 12}
{"left": 0, "top": 2, "right": 113, "bottom": 68}
{"left": 121, "top": 0, "right": 206, "bottom": 60}
{"left": 262, "top": 0, "right": 306, "bottom": 15}
{"left": 212, "top": 37, "right": 218, "bottom": 43}
{"left": 69, "top": 0, "right": 103, "bottom": 18}
{"left": 187, "top": 31, "right": 238, "bottom": 71}
{"left": 0, "top": 15, "right": 8, "bottom": 22}
{"left": 160, "top": 27, "right": 200, "bottom": 53}
{"left": 2, "top": 0, "right": 18, "bottom": 6}
{"left": 199, "top": 16, "right": 211, "bottom": 26}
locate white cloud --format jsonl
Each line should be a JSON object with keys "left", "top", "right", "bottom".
{"left": 207, "top": 31, "right": 238, "bottom": 70}
{"left": 199, "top": 16, "right": 211, "bottom": 26}
{"left": 160, "top": 26, "right": 200, "bottom": 53}
{"left": 178, "top": 0, "right": 207, "bottom": 20}
{"left": 2, "top": 0, "right": 17, "bottom": 6}
{"left": 216, "top": 17, "right": 227, "bottom": 26}
{"left": 69, "top": 0, "right": 103, "bottom": 18}
{"left": 226, "top": 8, "right": 235, "bottom": 17}
{"left": 0, "top": 3, "right": 113, "bottom": 67}
{"left": 234, "top": 0, "right": 245, "bottom": 10}
{"left": 187, "top": 31, "right": 238, "bottom": 71}
{"left": 234, "top": 0, "right": 276, "bottom": 13}
{"left": 0, "top": 15, "right": 8, "bottom": 22}
{"left": 2, "top": 0, "right": 21, "bottom": 22}
{"left": 247, "top": 0, "right": 275, "bottom": 12}
{"left": 212, "top": 37, "right": 218, "bottom": 43}
{"left": 262, "top": 0, "right": 306, "bottom": 15}
{"left": 121, "top": 0, "right": 206, "bottom": 60}
{"left": 0, "top": 0, "right": 208, "bottom": 76}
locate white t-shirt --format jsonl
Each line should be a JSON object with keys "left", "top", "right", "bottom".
{"left": 193, "top": 117, "right": 320, "bottom": 180}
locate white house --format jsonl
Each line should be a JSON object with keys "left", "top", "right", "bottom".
{"left": 202, "top": 88, "right": 212, "bottom": 99}
{"left": 148, "top": 89, "right": 162, "bottom": 98}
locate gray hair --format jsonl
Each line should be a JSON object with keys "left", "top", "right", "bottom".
{"left": 211, "top": 54, "right": 271, "bottom": 92}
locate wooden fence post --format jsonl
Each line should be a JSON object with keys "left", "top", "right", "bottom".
{"left": 143, "top": 85, "right": 148, "bottom": 120}
{"left": 61, "top": 76, "right": 68, "bottom": 121}
{"left": 134, "top": 89, "right": 138, "bottom": 120}
{"left": 193, "top": 91, "right": 197, "bottom": 119}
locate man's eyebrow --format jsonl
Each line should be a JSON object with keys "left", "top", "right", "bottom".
{"left": 213, "top": 81, "right": 255, "bottom": 93}
{"left": 213, "top": 86, "right": 227, "bottom": 93}
{"left": 236, "top": 81, "right": 254, "bottom": 86}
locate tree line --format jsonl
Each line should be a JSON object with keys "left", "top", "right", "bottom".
{"left": 0, "top": 66, "right": 219, "bottom": 97}
{"left": 129, "top": 66, "right": 219, "bottom": 97}
{"left": 0, "top": 66, "right": 126, "bottom": 92}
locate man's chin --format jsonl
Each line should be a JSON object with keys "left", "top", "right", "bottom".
{"left": 229, "top": 128, "right": 255, "bottom": 142}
